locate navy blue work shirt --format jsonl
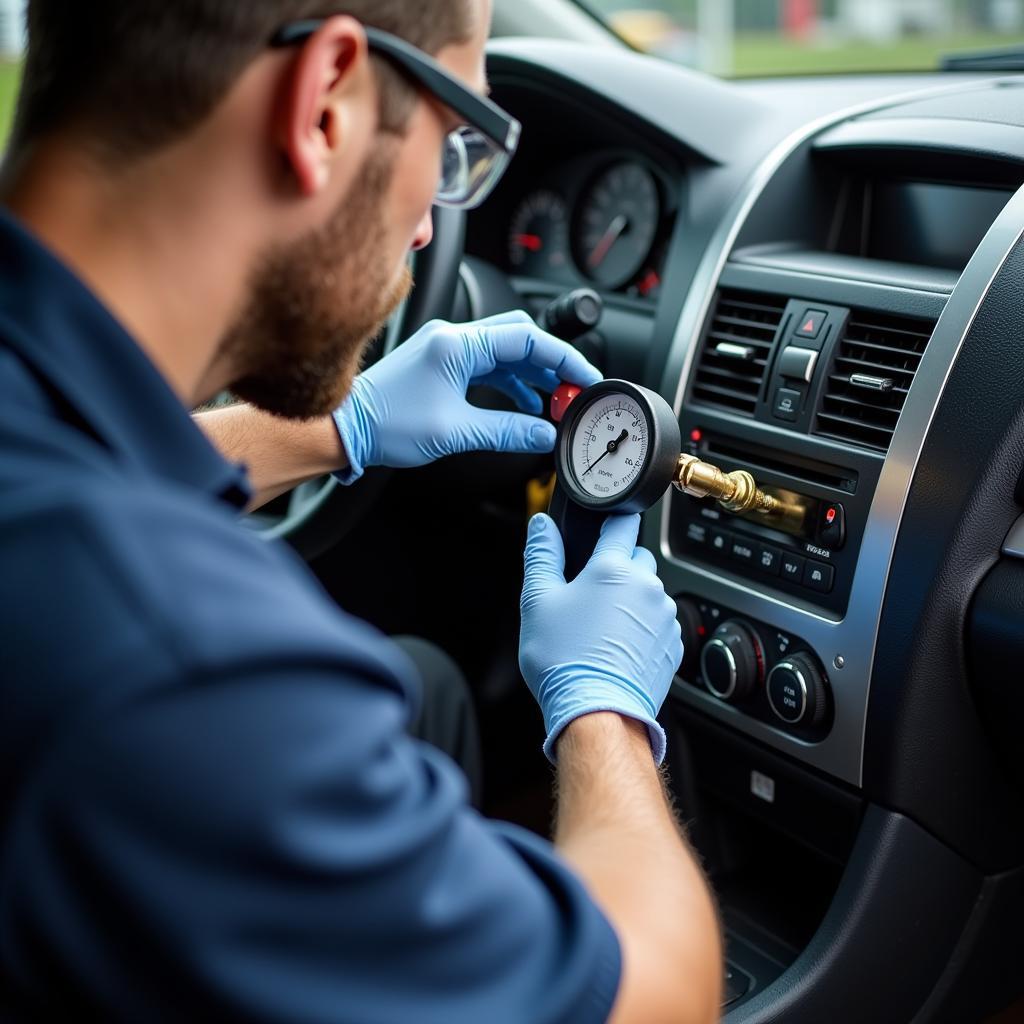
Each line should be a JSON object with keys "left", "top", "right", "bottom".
{"left": 0, "top": 209, "right": 621, "bottom": 1023}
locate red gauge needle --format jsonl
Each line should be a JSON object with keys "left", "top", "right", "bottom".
{"left": 514, "top": 234, "right": 543, "bottom": 253}
{"left": 588, "top": 214, "right": 629, "bottom": 269}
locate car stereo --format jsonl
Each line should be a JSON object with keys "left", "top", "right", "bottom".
{"left": 668, "top": 428, "right": 882, "bottom": 617}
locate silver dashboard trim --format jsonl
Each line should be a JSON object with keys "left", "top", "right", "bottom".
{"left": 1003, "top": 515, "right": 1024, "bottom": 559}
{"left": 651, "top": 79, "right": 1024, "bottom": 788}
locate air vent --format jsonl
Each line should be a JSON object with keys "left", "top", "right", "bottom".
{"left": 691, "top": 290, "right": 786, "bottom": 416}
{"left": 815, "top": 311, "right": 935, "bottom": 452}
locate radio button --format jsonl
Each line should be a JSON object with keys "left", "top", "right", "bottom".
{"left": 756, "top": 544, "right": 782, "bottom": 575}
{"left": 730, "top": 537, "right": 757, "bottom": 565}
{"left": 804, "top": 560, "right": 835, "bottom": 593}
{"left": 685, "top": 521, "right": 710, "bottom": 548}
{"left": 710, "top": 528, "right": 731, "bottom": 556}
{"left": 818, "top": 502, "right": 846, "bottom": 549}
{"left": 780, "top": 553, "right": 805, "bottom": 583}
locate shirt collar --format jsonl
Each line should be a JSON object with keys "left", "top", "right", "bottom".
{"left": 0, "top": 207, "right": 251, "bottom": 509}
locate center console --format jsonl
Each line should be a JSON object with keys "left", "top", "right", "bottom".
{"left": 641, "top": 76, "right": 1024, "bottom": 1018}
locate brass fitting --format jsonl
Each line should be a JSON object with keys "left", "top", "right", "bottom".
{"left": 673, "top": 454, "right": 783, "bottom": 516}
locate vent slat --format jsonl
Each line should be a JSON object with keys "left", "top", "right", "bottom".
{"left": 814, "top": 310, "right": 935, "bottom": 453}
{"left": 706, "top": 330, "right": 775, "bottom": 350}
{"left": 697, "top": 364, "right": 769, "bottom": 386}
{"left": 834, "top": 356, "right": 917, "bottom": 378}
{"left": 841, "top": 338, "right": 927, "bottom": 360}
{"left": 692, "top": 381, "right": 761, "bottom": 404}
{"left": 712, "top": 314, "right": 780, "bottom": 334}
{"left": 690, "top": 289, "right": 785, "bottom": 416}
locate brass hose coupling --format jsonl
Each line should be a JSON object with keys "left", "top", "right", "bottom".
{"left": 673, "top": 454, "right": 783, "bottom": 516}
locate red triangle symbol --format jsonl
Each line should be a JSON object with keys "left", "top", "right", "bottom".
{"left": 802, "top": 318, "right": 815, "bottom": 333}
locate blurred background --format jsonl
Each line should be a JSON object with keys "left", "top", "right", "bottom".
{"left": 584, "top": 0, "right": 1024, "bottom": 75}
{"left": 0, "top": 0, "right": 1022, "bottom": 147}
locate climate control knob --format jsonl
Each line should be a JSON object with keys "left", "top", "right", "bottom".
{"left": 700, "top": 619, "right": 763, "bottom": 702}
{"left": 674, "top": 597, "right": 704, "bottom": 680}
{"left": 766, "top": 652, "right": 827, "bottom": 728}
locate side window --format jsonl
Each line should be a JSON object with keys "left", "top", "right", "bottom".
{"left": 0, "top": 0, "right": 23, "bottom": 146}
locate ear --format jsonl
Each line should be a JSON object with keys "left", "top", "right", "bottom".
{"left": 275, "top": 16, "right": 376, "bottom": 197}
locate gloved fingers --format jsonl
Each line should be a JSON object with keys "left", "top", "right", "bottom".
{"left": 472, "top": 309, "right": 537, "bottom": 328}
{"left": 477, "top": 370, "right": 544, "bottom": 415}
{"left": 457, "top": 408, "right": 557, "bottom": 455}
{"left": 489, "top": 362, "right": 563, "bottom": 395}
{"left": 479, "top": 324, "right": 602, "bottom": 388}
{"left": 523, "top": 514, "right": 567, "bottom": 594}
{"left": 592, "top": 513, "right": 642, "bottom": 561}
{"left": 631, "top": 545, "right": 659, "bottom": 575}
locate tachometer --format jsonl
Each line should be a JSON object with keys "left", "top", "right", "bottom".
{"left": 575, "top": 163, "right": 661, "bottom": 290}
{"left": 508, "top": 190, "right": 571, "bottom": 278}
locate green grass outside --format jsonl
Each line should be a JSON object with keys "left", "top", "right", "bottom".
{"left": 730, "top": 31, "right": 1022, "bottom": 76}
{"left": 0, "top": 61, "right": 19, "bottom": 146}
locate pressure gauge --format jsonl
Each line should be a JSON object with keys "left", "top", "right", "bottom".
{"left": 555, "top": 380, "right": 681, "bottom": 515}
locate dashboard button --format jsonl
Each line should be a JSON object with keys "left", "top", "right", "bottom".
{"left": 772, "top": 387, "right": 803, "bottom": 422}
{"left": 710, "top": 528, "right": 731, "bottom": 556}
{"left": 730, "top": 537, "right": 757, "bottom": 565}
{"left": 777, "top": 346, "right": 819, "bottom": 383}
{"left": 781, "top": 553, "right": 805, "bottom": 583}
{"left": 795, "top": 308, "right": 827, "bottom": 340}
{"left": 818, "top": 502, "right": 847, "bottom": 549}
{"left": 804, "top": 560, "right": 835, "bottom": 593}
{"left": 756, "top": 544, "right": 782, "bottom": 575}
{"left": 685, "top": 521, "right": 710, "bottom": 548}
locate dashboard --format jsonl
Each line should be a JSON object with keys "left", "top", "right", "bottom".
{"left": 462, "top": 39, "right": 1024, "bottom": 1021}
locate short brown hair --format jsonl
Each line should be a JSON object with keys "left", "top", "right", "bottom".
{"left": 12, "top": 1, "right": 476, "bottom": 160}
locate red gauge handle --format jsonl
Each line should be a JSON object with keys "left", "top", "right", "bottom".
{"left": 551, "top": 384, "right": 583, "bottom": 424}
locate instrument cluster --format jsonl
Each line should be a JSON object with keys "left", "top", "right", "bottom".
{"left": 468, "top": 150, "right": 677, "bottom": 303}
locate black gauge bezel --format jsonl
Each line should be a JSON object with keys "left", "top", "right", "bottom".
{"left": 573, "top": 161, "right": 662, "bottom": 291}
{"left": 507, "top": 188, "right": 571, "bottom": 277}
{"left": 555, "top": 379, "right": 682, "bottom": 514}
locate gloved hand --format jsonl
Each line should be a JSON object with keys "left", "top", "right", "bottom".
{"left": 333, "top": 311, "right": 602, "bottom": 483}
{"left": 519, "top": 513, "right": 683, "bottom": 764}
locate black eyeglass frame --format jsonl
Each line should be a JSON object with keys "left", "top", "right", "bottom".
{"left": 270, "top": 21, "right": 521, "bottom": 156}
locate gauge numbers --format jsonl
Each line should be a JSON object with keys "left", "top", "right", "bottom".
{"left": 571, "top": 393, "right": 649, "bottom": 500}
{"left": 508, "top": 190, "right": 570, "bottom": 278}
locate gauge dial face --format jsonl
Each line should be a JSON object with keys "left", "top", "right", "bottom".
{"left": 575, "top": 163, "right": 660, "bottom": 290}
{"left": 570, "top": 393, "right": 650, "bottom": 501}
{"left": 508, "top": 190, "right": 571, "bottom": 277}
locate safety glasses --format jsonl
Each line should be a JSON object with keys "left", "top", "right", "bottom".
{"left": 270, "top": 22, "right": 521, "bottom": 210}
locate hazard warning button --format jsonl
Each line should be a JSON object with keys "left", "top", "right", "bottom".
{"left": 795, "top": 309, "right": 827, "bottom": 340}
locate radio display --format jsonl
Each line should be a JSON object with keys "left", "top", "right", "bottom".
{"left": 737, "top": 487, "right": 817, "bottom": 541}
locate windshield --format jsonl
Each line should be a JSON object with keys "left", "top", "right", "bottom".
{"left": 580, "top": 0, "right": 1024, "bottom": 77}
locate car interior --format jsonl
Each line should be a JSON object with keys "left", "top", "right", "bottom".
{"left": 130, "top": 1, "right": 1024, "bottom": 1020}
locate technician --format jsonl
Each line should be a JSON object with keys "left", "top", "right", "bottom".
{"left": 0, "top": 1, "right": 721, "bottom": 1021}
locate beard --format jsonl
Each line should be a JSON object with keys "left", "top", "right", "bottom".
{"left": 220, "top": 145, "right": 415, "bottom": 420}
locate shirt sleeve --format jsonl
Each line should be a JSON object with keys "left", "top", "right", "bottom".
{"left": 2, "top": 663, "right": 622, "bottom": 1024}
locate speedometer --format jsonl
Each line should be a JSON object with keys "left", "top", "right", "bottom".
{"left": 575, "top": 163, "right": 661, "bottom": 290}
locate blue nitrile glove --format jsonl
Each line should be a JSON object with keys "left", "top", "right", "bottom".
{"left": 333, "top": 311, "right": 602, "bottom": 483}
{"left": 519, "top": 513, "right": 684, "bottom": 765}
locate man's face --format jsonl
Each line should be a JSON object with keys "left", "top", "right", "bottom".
{"left": 224, "top": 4, "right": 491, "bottom": 421}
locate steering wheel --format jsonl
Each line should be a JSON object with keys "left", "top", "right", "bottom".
{"left": 249, "top": 207, "right": 466, "bottom": 561}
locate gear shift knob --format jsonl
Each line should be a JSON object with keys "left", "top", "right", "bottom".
{"left": 540, "top": 288, "right": 603, "bottom": 342}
